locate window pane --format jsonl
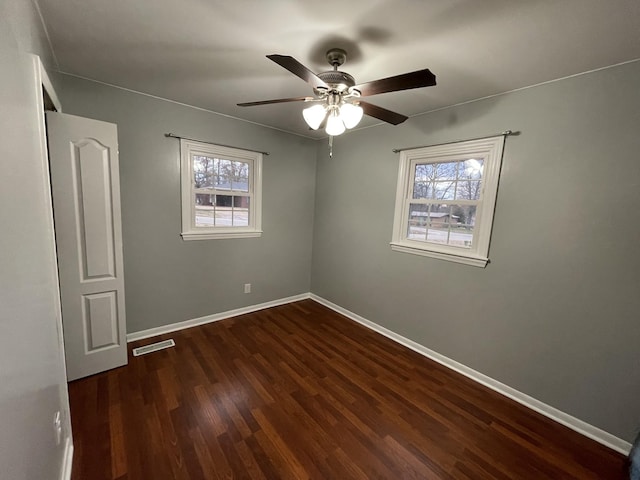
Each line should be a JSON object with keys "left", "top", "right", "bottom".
{"left": 434, "top": 181, "right": 455, "bottom": 200}
{"left": 231, "top": 161, "right": 249, "bottom": 192}
{"left": 233, "top": 196, "right": 247, "bottom": 207}
{"left": 415, "top": 162, "right": 457, "bottom": 182}
{"left": 194, "top": 194, "right": 251, "bottom": 228}
{"left": 193, "top": 155, "right": 216, "bottom": 188}
{"left": 414, "top": 163, "right": 434, "bottom": 181}
{"left": 448, "top": 205, "right": 476, "bottom": 248}
{"left": 451, "top": 204, "right": 477, "bottom": 226}
{"left": 195, "top": 156, "right": 250, "bottom": 194}
{"left": 215, "top": 195, "right": 232, "bottom": 207}
{"left": 427, "top": 223, "right": 449, "bottom": 244}
{"left": 414, "top": 159, "right": 484, "bottom": 201}
{"left": 412, "top": 181, "right": 432, "bottom": 199}
{"left": 459, "top": 158, "right": 484, "bottom": 180}
{"left": 437, "top": 162, "right": 458, "bottom": 181}
{"left": 414, "top": 162, "right": 458, "bottom": 199}
{"left": 195, "top": 194, "right": 215, "bottom": 227}
{"left": 407, "top": 203, "right": 476, "bottom": 248}
{"left": 215, "top": 159, "right": 231, "bottom": 190}
{"left": 232, "top": 196, "right": 249, "bottom": 227}
{"left": 210, "top": 195, "right": 232, "bottom": 226}
{"left": 456, "top": 180, "right": 481, "bottom": 200}
{"left": 407, "top": 203, "right": 428, "bottom": 240}
{"left": 195, "top": 193, "right": 214, "bottom": 206}
{"left": 413, "top": 164, "right": 434, "bottom": 199}
{"left": 425, "top": 203, "right": 451, "bottom": 244}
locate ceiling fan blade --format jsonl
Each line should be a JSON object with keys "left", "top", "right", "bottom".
{"left": 267, "top": 54, "right": 329, "bottom": 90}
{"left": 237, "top": 96, "right": 312, "bottom": 107}
{"left": 353, "top": 69, "right": 436, "bottom": 97}
{"left": 359, "top": 101, "right": 408, "bottom": 125}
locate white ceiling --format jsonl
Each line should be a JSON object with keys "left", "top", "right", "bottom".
{"left": 37, "top": 0, "right": 640, "bottom": 139}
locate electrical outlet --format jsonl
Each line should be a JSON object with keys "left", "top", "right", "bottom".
{"left": 244, "top": 283, "right": 251, "bottom": 294}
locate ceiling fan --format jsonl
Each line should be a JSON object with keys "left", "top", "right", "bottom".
{"left": 238, "top": 48, "right": 436, "bottom": 137}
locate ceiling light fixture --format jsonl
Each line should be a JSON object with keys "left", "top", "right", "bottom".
{"left": 238, "top": 47, "right": 437, "bottom": 157}
{"left": 298, "top": 49, "right": 367, "bottom": 142}
{"left": 324, "top": 108, "right": 346, "bottom": 136}
{"left": 340, "top": 102, "right": 364, "bottom": 129}
{"left": 302, "top": 95, "right": 363, "bottom": 136}
{"left": 302, "top": 104, "right": 326, "bottom": 130}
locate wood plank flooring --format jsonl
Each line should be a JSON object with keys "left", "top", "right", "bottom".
{"left": 68, "top": 300, "right": 627, "bottom": 479}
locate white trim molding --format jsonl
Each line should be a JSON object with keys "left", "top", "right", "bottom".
{"left": 180, "top": 139, "right": 263, "bottom": 241}
{"left": 59, "top": 436, "right": 73, "bottom": 480}
{"left": 309, "top": 293, "right": 632, "bottom": 455}
{"left": 35, "top": 55, "right": 75, "bottom": 480}
{"left": 390, "top": 242, "right": 488, "bottom": 267}
{"left": 126, "top": 293, "right": 310, "bottom": 342}
{"left": 36, "top": 57, "right": 62, "bottom": 112}
{"left": 390, "top": 135, "right": 505, "bottom": 267}
{"left": 182, "top": 230, "right": 263, "bottom": 241}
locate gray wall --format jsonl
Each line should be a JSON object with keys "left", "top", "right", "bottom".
{"left": 311, "top": 60, "right": 640, "bottom": 442}
{"left": 0, "top": 0, "right": 72, "bottom": 478}
{"left": 55, "top": 74, "right": 318, "bottom": 333}
{"left": 54, "top": 59, "right": 639, "bottom": 445}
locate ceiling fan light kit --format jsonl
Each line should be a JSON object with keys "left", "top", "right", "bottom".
{"left": 238, "top": 48, "right": 436, "bottom": 152}
{"left": 303, "top": 93, "right": 364, "bottom": 134}
{"left": 302, "top": 104, "right": 327, "bottom": 130}
{"left": 325, "top": 109, "right": 347, "bottom": 136}
{"left": 340, "top": 103, "right": 364, "bottom": 129}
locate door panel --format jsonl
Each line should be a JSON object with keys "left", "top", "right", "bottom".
{"left": 83, "top": 291, "right": 119, "bottom": 351}
{"left": 47, "top": 112, "right": 127, "bottom": 381}
{"left": 74, "top": 138, "right": 116, "bottom": 279}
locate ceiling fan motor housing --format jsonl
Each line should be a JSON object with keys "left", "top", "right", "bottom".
{"left": 316, "top": 71, "right": 356, "bottom": 93}
{"left": 314, "top": 48, "right": 358, "bottom": 94}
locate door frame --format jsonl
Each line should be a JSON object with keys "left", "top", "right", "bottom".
{"left": 32, "top": 54, "right": 74, "bottom": 480}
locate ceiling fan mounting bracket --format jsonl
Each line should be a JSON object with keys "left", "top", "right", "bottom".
{"left": 311, "top": 49, "right": 355, "bottom": 95}
{"left": 325, "top": 48, "right": 347, "bottom": 68}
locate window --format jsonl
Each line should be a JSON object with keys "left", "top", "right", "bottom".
{"left": 391, "top": 136, "right": 505, "bottom": 267}
{"left": 180, "top": 139, "right": 262, "bottom": 240}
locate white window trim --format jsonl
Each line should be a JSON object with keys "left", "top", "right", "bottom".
{"left": 390, "top": 136, "right": 505, "bottom": 267}
{"left": 180, "top": 139, "right": 262, "bottom": 240}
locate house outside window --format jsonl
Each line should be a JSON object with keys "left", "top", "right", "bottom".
{"left": 180, "top": 139, "right": 262, "bottom": 240}
{"left": 391, "top": 135, "right": 505, "bottom": 267}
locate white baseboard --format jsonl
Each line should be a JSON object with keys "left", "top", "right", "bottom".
{"left": 309, "top": 293, "right": 632, "bottom": 455}
{"left": 125, "top": 291, "right": 631, "bottom": 455}
{"left": 126, "top": 293, "right": 311, "bottom": 342}
{"left": 59, "top": 436, "right": 73, "bottom": 480}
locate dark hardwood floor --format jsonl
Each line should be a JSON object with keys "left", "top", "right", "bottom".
{"left": 68, "top": 300, "right": 627, "bottom": 479}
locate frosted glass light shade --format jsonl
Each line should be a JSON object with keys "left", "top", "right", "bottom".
{"left": 302, "top": 104, "right": 326, "bottom": 130}
{"left": 325, "top": 111, "right": 346, "bottom": 136}
{"left": 340, "top": 103, "right": 364, "bottom": 129}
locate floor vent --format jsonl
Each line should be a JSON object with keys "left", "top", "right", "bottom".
{"left": 132, "top": 339, "right": 175, "bottom": 357}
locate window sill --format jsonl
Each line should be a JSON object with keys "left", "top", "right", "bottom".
{"left": 182, "top": 230, "right": 263, "bottom": 241}
{"left": 390, "top": 242, "right": 489, "bottom": 267}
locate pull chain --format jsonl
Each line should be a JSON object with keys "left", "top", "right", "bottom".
{"left": 328, "top": 135, "right": 334, "bottom": 157}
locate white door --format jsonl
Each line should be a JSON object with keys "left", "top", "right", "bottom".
{"left": 47, "top": 112, "right": 127, "bottom": 381}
